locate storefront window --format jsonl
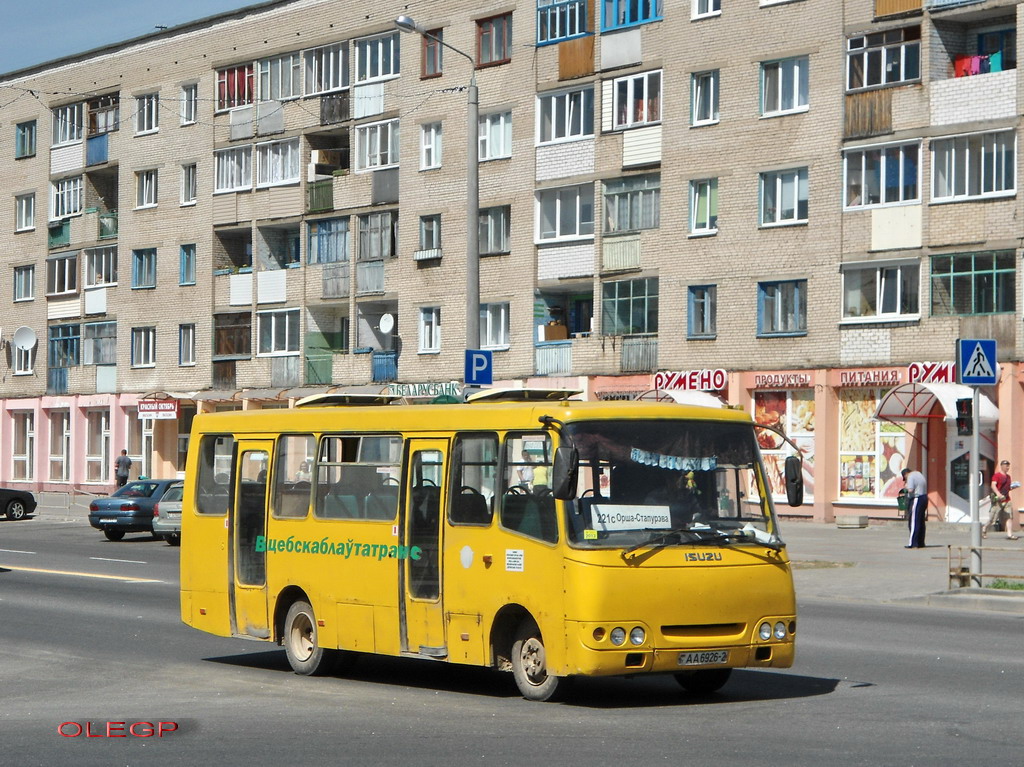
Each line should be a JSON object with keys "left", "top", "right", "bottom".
{"left": 839, "top": 389, "right": 908, "bottom": 499}
{"left": 754, "top": 390, "right": 815, "bottom": 501}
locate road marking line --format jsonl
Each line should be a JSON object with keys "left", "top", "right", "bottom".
{"left": 0, "top": 564, "right": 162, "bottom": 583}
{"left": 0, "top": 548, "right": 35, "bottom": 554}
{"left": 90, "top": 556, "right": 147, "bottom": 564}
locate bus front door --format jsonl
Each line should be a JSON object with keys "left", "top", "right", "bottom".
{"left": 401, "top": 441, "right": 447, "bottom": 657}
{"left": 230, "top": 443, "right": 271, "bottom": 639}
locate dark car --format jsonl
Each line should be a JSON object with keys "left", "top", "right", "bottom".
{"left": 0, "top": 487, "right": 37, "bottom": 520}
{"left": 88, "top": 479, "right": 179, "bottom": 541}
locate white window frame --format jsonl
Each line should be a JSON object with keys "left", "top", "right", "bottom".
{"left": 689, "top": 178, "right": 718, "bottom": 235}
{"left": 180, "top": 83, "right": 198, "bottom": 125}
{"left": 135, "top": 93, "right": 160, "bottom": 135}
{"left": 131, "top": 327, "right": 157, "bottom": 368}
{"left": 841, "top": 260, "right": 920, "bottom": 322}
{"left": 692, "top": 0, "right": 721, "bottom": 19}
{"left": 50, "top": 176, "right": 83, "bottom": 220}
{"left": 418, "top": 307, "right": 441, "bottom": 353}
{"left": 537, "top": 184, "right": 595, "bottom": 242}
{"left": 214, "top": 146, "right": 252, "bottom": 193}
{"left": 179, "top": 324, "right": 196, "bottom": 366}
{"left": 480, "top": 303, "right": 510, "bottom": 350}
{"left": 256, "top": 138, "right": 301, "bottom": 187}
{"left": 181, "top": 163, "right": 197, "bottom": 205}
{"left": 258, "top": 53, "right": 302, "bottom": 102}
{"left": 537, "top": 87, "right": 594, "bottom": 145}
{"left": 479, "top": 206, "right": 511, "bottom": 255}
{"left": 759, "top": 167, "right": 809, "bottom": 226}
{"left": 257, "top": 308, "right": 300, "bottom": 356}
{"left": 49, "top": 411, "right": 70, "bottom": 483}
{"left": 356, "top": 32, "right": 400, "bottom": 83}
{"left": 356, "top": 119, "right": 399, "bottom": 171}
{"left": 846, "top": 26, "right": 921, "bottom": 91}
{"left": 14, "top": 264, "right": 34, "bottom": 301}
{"left": 46, "top": 253, "right": 78, "bottom": 296}
{"left": 15, "top": 193, "right": 34, "bottom": 231}
{"left": 52, "top": 103, "right": 83, "bottom": 146}
{"left": 216, "top": 64, "right": 254, "bottom": 111}
{"left": 419, "top": 214, "right": 441, "bottom": 250}
{"left": 12, "top": 412, "right": 35, "bottom": 478}
{"left": 931, "top": 129, "right": 1016, "bottom": 203}
{"left": 691, "top": 70, "right": 719, "bottom": 126}
{"left": 537, "top": 0, "right": 587, "bottom": 45}
{"left": 305, "top": 42, "right": 348, "bottom": 95}
{"left": 844, "top": 140, "right": 921, "bottom": 209}
{"left": 85, "top": 410, "right": 111, "bottom": 483}
{"left": 761, "top": 57, "right": 809, "bottom": 117}
{"left": 135, "top": 169, "right": 159, "bottom": 209}
{"left": 14, "top": 345, "right": 35, "bottom": 375}
{"left": 420, "top": 122, "right": 442, "bottom": 170}
{"left": 479, "top": 111, "right": 512, "bottom": 160}
{"left": 612, "top": 70, "right": 662, "bottom": 130}
{"left": 84, "top": 246, "right": 118, "bottom": 288}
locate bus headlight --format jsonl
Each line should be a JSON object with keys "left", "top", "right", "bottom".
{"left": 774, "top": 622, "right": 787, "bottom": 640}
{"left": 610, "top": 627, "right": 626, "bottom": 646}
{"left": 629, "top": 627, "right": 645, "bottom": 646}
{"left": 759, "top": 622, "right": 772, "bottom": 641}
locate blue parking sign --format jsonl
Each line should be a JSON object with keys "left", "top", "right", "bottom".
{"left": 958, "top": 338, "right": 997, "bottom": 386}
{"left": 465, "top": 349, "right": 493, "bottom": 386}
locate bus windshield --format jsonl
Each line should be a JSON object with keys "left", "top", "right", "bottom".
{"left": 563, "top": 419, "right": 779, "bottom": 549}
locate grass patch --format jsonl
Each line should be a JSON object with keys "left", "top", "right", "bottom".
{"left": 988, "top": 578, "right": 1024, "bottom": 590}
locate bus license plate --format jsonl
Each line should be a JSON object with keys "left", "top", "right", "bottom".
{"left": 678, "top": 650, "right": 728, "bottom": 667}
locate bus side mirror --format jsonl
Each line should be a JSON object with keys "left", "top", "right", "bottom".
{"left": 551, "top": 446, "right": 579, "bottom": 500}
{"left": 785, "top": 455, "right": 804, "bottom": 507}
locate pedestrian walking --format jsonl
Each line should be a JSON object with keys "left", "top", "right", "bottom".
{"left": 114, "top": 449, "right": 132, "bottom": 487}
{"left": 901, "top": 467, "right": 928, "bottom": 549}
{"left": 984, "top": 459, "right": 1020, "bottom": 540}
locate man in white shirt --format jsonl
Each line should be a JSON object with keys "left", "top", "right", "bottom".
{"left": 901, "top": 467, "right": 928, "bottom": 549}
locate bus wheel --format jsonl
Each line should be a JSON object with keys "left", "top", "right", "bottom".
{"left": 674, "top": 668, "right": 732, "bottom": 695}
{"left": 283, "top": 600, "right": 337, "bottom": 676}
{"left": 103, "top": 529, "right": 125, "bottom": 541}
{"left": 511, "top": 620, "right": 562, "bottom": 701}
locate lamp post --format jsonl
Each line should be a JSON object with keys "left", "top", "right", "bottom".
{"left": 395, "top": 15, "right": 480, "bottom": 352}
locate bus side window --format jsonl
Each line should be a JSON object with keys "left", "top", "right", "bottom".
{"left": 196, "top": 434, "right": 234, "bottom": 515}
{"left": 448, "top": 434, "right": 497, "bottom": 526}
{"left": 273, "top": 434, "right": 314, "bottom": 519}
{"left": 500, "top": 433, "right": 557, "bottom": 543}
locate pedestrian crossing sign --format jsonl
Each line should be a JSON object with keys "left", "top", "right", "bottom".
{"left": 957, "top": 338, "right": 997, "bottom": 386}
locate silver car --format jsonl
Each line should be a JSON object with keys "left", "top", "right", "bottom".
{"left": 152, "top": 481, "right": 184, "bottom": 546}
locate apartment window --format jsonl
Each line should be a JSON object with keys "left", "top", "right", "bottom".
{"left": 932, "top": 130, "right": 1015, "bottom": 202}
{"left": 692, "top": 0, "right": 720, "bottom": 19}
{"left": 87, "top": 94, "right": 119, "bottom": 136}
{"left": 538, "top": 0, "right": 587, "bottom": 45}
{"left": 538, "top": 87, "right": 594, "bottom": 144}
{"left": 603, "top": 0, "right": 662, "bottom": 31}
{"left": 14, "top": 345, "right": 35, "bottom": 375}
{"left": 258, "top": 53, "right": 302, "bottom": 101}
{"left": 49, "top": 411, "right": 70, "bottom": 482}
{"left": 691, "top": 70, "right": 719, "bottom": 125}
{"left": 51, "top": 176, "right": 83, "bottom": 219}
{"left": 132, "top": 248, "right": 157, "bottom": 289}
{"left": 931, "top": 251, "right": 1015, "bottom": 316}
{"left": 52, "top": 103, "right": 83, "bottom": 146}
{"left": 480, "top": 303, "right": 510, "bottom": 349}
{"left": 215, "top": 146, "right": 252, "bottom": 192}
{"left": 84, "top": 246, "right": 117, "bottom": 288}
{"left": 85, "top": 410, "right": 111, "bottom": 482}
{"left": 844, "top": 141, "right": 919, "bottom": 208}
{"left": 14, "top": 265, "right": 34, "bottom": 301}
{"left": 82, "top": 321, "right": 116, "bottom": 365}
{"left": 760, "top": 168, "right": 808, "bottom": 225}
{"left": 604, "top": 174, "right": 660, "bottom": 233}
{"left": 762, "top": 57, "right": 808, "bottom": 116}
{"left": 216, "top": 64, "right": 254, "bottom": 110}
{"left": 758, "top": 280, "right": 807, "bottom": 336}
{"left": 214, "top": 312, "right": 252, "bottom": 357}
{"left": 688, "top": 285, "right": 717, "bottom": 338}
{"left": 308, "top": 217, "right": 349, "bottom": 264}
{"left": 48, "top": 324, "right": 80, "bottom": 367}
{"left": 181, "top": 84, "right": 198, "bottom": 124}
{"left": 423, "top": 30, "right": 443, "bottom": 77}
{"left": 358, "top": 210, "right": 398, "bottom": 260}
{"left": 479, "top": 111, "right": 512, "bottom": 160}
{"left": 419, "top": 215, "right": 442, "bottom": 250}
{"left": 602, "top": 277, "right": 658, "bottom": 335}
{"left": 356, "top": 33, "right": 400, "bottom": 83}
{"left": 478, "top": 14, "right": 513, "bottom": 66}
{"left": 258, "top": 309, "right": 300, "bottom": 355}
{"left": 46, "top": 253, "right": 78, "bottom": 296}
{"left": 421, "top": 122, "right": 442, "bottom": 169}
{"left": 136, "top": 169, "right": 159, "bottom": 208}
{"left": 690, "top": 179, "right": 718, "bottom": 234}
{"left": 15, "top": 193, "right": 34, "bottom": 231}
{"left": 181, "top": 163, "right": 197, "bottom": 205}
{"left": 419, "top": 307, "right": 441, "bottom": 353}
{"left": 15, "top": 120, "right": 36, "bottom": 158}
{"left": 356, "top": 119, "right": 399, "bottom": 170}
{"left": 12, "top": 412, "right": 35, "bottom": 480}
{"left": 136, "top": 93, "right": 159, "bottom": 134}
{"left": 305, "top": 42, "right": 349, "bottom": 95}
{"left": 843, "top": 261, "right": 919, "bottom": 320}
{"left": 256, "top": 138, "right": 300, "bottom": 187}
{"left": 131, "top": 327, "right": 157, "bottom": 367}
{"left": 979, "top": 29, "right": 1017, "bottom": 71}
{"left": 612, "top": 70, "right": 662, "bottom": 129}
{"left": 538, "top": 184, "right": 594, "bottom": 241}
{"left": 180, "top": 244, "right": 197, "bottom": 285}
{"left": 479, "top": 206, "right": 512, "bottom": 255}
{"left": 180, "top": 324, "right": 196, "bottom": 366}
{"left": 847, "top": 26, "right": 920, "bottom": 91}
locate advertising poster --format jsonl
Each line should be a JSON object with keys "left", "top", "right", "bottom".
{"left": 754, "top": 389, "right": 815, "bottom": 501}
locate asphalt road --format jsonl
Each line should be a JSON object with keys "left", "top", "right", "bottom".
{"left": 1, "top": 517, "right": 1021, "bottom": 766}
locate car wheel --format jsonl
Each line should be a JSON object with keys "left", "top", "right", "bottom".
{"left": 168, "top": 533, "right": 181, "bottom": 547}
{"left": 5, "top": 499, "right": 28, "bottom": 520}
{"left": 103, "top": 529, "right": 126, "bottom": 542}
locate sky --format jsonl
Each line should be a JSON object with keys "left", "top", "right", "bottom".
{"left": 0, "top": 0, "right": 263, "bottom": 75}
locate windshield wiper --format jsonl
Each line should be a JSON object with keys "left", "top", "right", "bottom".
{"left": 623, "top": 524, "right": 782, "bottom": 556}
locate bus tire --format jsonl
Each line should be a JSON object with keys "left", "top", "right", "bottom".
{"left": 283, "top": 600, "right": 337, "bottom": 676}
{"left": 674, "top": 668, "right": 732, "bottom": 695}
{"left": 511, "top": 619, "right": 563, "bottom": 701}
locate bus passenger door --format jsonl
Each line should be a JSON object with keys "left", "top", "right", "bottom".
{"left": 401, "top": 441, "right": 447, "bottom": 657}
{"left": 230, "top": 443, "right": 271, "bottom": 639}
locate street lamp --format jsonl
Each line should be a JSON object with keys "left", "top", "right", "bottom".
{"left": 395, "top": 15, "right": 480, "bottom": 352}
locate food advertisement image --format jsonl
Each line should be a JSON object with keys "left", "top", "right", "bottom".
{"left": 754, "top": 390, "right": 815, "bottom": 500}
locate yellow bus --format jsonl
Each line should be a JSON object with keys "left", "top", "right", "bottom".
{"left": 179, "top": 390, "right": 800, "bottom": 701}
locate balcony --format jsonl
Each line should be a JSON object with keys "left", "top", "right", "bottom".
{"left": 875, "top": 0, "right": 921, "bottom": 15}
{"left": 320, "top": 92, "right": 350, "bottom": 125}
{"left": 86, "top": 133, "right": 108, "bottom": 165}
{"left": 621, "top": 334, "right": 658, "bottom": 373}
{"left": 47, "top": 367, "right": 69, "bottom": 395}
{"left": 602, "top": 235, "right": 641, "bottom": 272}
{"left": 356, "top": 260, "right": 385, "bottom": 295}
{"left": 307, "top": 179, "right": 334, "bottom": 212}
{"left": 98, "top": 211, "right": 118, "bottom": 239}
{"left": 371, "top": 350, "right": 397, "bottom": 383}
{"left": 535, "top": 341, "right": 572, "bottom": 376}
{"left": 322, "top": 262, "right": 350, "bottom": 299}
{"left": 48, "top": 220, "right": 70, "bottom": 249}
{"left": 930, "top": 68, "right": 1015, "bottom": 126}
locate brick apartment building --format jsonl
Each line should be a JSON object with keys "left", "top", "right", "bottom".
{"left": 0, "top": 0, "right": 1021, "bottom": 523}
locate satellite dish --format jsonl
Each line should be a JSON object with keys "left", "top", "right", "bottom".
{"left": 12, "top": 326, "right": 37, "bottom": 351}
{"left": 379, "top": 313, "right": 395, "bottom": 334}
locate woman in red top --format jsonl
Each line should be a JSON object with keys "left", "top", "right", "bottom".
{"left": 985, "top": 460, "right": 1019, "bottom": 540}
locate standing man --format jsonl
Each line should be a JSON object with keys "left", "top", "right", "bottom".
{"left": 114, "top": 449, "right": 132, "bottom": 487}
{"left": 985, "top": 460, "right": 1020, "bottom": 540}
{"left": 901, "top": 467, "right": 928, "bottom": 549}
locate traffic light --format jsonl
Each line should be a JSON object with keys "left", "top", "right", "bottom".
{"left": 955, "top": 398, "right": 973, "bottom": 436}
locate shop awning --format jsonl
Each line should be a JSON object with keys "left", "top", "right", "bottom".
{"left": 874, "top": 382, "right": 998, "bottom": 425}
